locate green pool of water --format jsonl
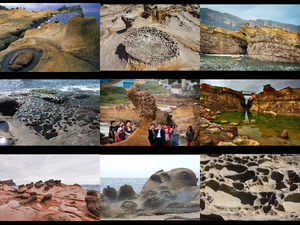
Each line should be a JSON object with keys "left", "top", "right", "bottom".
{"left": 212, "top": 111, "right": 300, "bottom": 146}
{"left": 200, "top": 54, "right": 300, "bottom": 71}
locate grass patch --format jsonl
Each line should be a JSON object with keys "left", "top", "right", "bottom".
{"left": 89, "top": 95, "right": 100, "bottom": 103}
{"left": 213, "top": 86, "right": 223, "bottom": 90}
{"left": 31, "top": 89, "right": 57, "bottom": 94}
{"left": 200, "top": 93, "right": 207, "bottom": 97}
{"left": 138, "top": 84, "right": 171, "bottom": 95}
{"left": 100, "top": 86, "right": 130, "bottom": 105}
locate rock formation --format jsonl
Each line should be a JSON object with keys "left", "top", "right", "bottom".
{"left": 0, "top": 179, "right": 99, "bottom": 221}
{"left": 199, "top": 116, "right": 259, "bottom": 146}
{"left": 247, "top": 84, "right": 300, "bottom": 116}
{"left": 0, "top": 97, "right": 19, "bottom": 116}
{"left": 240, "top": 24, "right": 300, "bottom": 63}
{"left": 171, "top": 103, "right": 200, "bottom": 131}
{"left": 0, "top": 13, "right": 99, "bottom": 72}
{"left": 101, "top": 168, "right": 200, "bottom": 220}
{"left": 110, "top": 84, "right": 157, "bottom": 146}
{"left": 122, "top": 26, "right": 180, "bottom": 65}
{"left": 200, "top": 83, "right": 246, "bottom": 112}
{"left": 200, "top": 24, "right": 247, "bottom": 54}
{"left": 201, "top": 154, "right": 300, "bottom": 220}
{"left": 0, "top": 179, "right": 16, "bottom": 186}
{"left": 100, "top": 4, "right": 200, "bottom": 70}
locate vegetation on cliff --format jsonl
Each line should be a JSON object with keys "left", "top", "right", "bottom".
{"left": 0, "top": 5, "right": 9, "bottom": 11}
{"left": 100, "top": 86, "right": 129, "bottom": 105}
{"left": 201, "top": 8, "right": 300, "bottom": 33}
{"left": 57, "top": 5, "right": 83, "bottom": 13}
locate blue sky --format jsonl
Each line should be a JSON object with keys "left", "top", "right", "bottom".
{"left": 1, "top": 3, "right": 99, "bottom": 13}
{"left": 202, "top": 4, "right": 300, "bottom": 25}
{"left": 200, "top": 79, "right": 300, "bottom": 93}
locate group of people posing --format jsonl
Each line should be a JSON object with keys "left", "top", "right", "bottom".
{"left": 109, "top": 120, "right": 194, "bottom": 146}
{"left": 148, "top": 122, "right": 194, "bottom": 146}
{"left": 109, "top": 120, "right": 136, "bottom": 143}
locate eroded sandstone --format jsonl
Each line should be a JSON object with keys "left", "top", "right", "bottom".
{"left": 201, "top": 154, "right": 300, "bottom": 220}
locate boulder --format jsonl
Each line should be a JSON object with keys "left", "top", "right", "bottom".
{"left": 117, "top": 184, "right": 137, "bottom": 200}
{"left": 279, "top": 130, "right": 289, "bottom": 139}
{"left": 0, "top": 97, "right": 19, "bottom": 116}
{"left": 103, "top": 186, "right": 117, "bottom": 201}
{"left": 87, "top": 189, "right": 98, "bottom": 197}
{"left": 85, "top": 195, "right": 100, "bottom": 217}
{"left": 223, "top": 125, "right": 238, "bottom": 137}
{"left": 9, "top": 50, "right": 34, "bottom": 71}
{"left": 41, "top": 193, "right": 52, "bottom": 202}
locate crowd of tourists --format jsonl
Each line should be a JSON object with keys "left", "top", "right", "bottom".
{"left": 109, "top": 120, "right": 194, "bottom": 146}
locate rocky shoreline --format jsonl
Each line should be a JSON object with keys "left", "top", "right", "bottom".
{"left": 0, "top": 179, "right": 100, "bottom": 221}
{"left": 0, "top": 90, "right": 100, "bottom": 145}
{"left": 100, "top": 168, "right": 200, "bottom": 220}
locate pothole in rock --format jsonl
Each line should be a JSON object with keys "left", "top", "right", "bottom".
{"left": 1, "top": 48, "right": 42, "bottom": 72}
{"left": 122, "top": 26, "right": 180, "bottom": 65}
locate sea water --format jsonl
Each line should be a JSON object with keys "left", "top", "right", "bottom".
{"left": 200, "top": 54, "right": 300, "bottom": 71}
{"left": 100, "top": 177, "right": 201, "bottom": 193}
{"left": 213, "top": 111, "right": 300, "bottom": 145}
{"left": 47, "top": 12, "right": 100, "bottom": 30}
{"left": 81, "top": 184, "right": 100, "bottom": 191}
{"left": 0, "top": 79, "right": 100, "bottom": 96}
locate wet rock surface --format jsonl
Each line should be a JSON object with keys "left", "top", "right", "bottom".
{"left": 0, "top": 90, "right": 100, "bottom": 145}
{"left": 0, "top": 180, "right": 99, "bottom": 221}
{"left": 101, "top": 168, "right": 200, "bottom": 220}
{"left": 201, "top": 154, "right": 300, "bottom": 220}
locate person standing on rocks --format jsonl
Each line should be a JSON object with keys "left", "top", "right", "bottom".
{"left": 154, "top": 124, "right": 165, "bottom": 147}
{"left": 124, "top": 120, "right": 132, "bottom": 139}
{"left": 163, "top": 122, "right": 171, "bottom": 146}
{"left": 185, "top": 126, "right": 194, "bottom": 146}
{"left": 109, "top": 121, "right": 115, "bottom": 143}
{"left": 170, "top": 125, "right": 180, "bottom": 146}
{"left": 148, "top": 124, "right": 156, "bottom": 146}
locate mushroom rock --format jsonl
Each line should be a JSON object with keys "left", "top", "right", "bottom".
{"left": 111, "top": 84, "right": 158, "bottom": 146}
{"left": 41, "top": 193, "right": 52, "bottom": 203}
{"left": 85, "top": 191, "right": 100, "bottom": 217}
{"left": 141, "top": 168, "right": 198, "bottom": 194}
{"left": 8, "top": 50, "right": 34, "bottom": 71}
{"left": 103, "top": 186, "right": 117, "bottom": 201}
{"left": 121, "top": 14, "right": 137, "bottom": 29}
{"left": 279, "top": 130, "right": 289, "bottom": 139}
{"left": 240, "top": 24, "right": 300, "bottom": 64}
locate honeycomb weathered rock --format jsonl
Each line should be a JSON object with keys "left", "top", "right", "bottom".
{"left": 122, "top": 26, "right": 180, "bottom": 65}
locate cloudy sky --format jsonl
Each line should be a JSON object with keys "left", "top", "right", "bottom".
{"left": 202, "top": 4, "right": 300, "bottom": 25}
{"left": 1, "top": 3, "right": 99, "bottom": 12}
{"left": 200, "top": 79, "right": 300, "bottom": 93}
{"left": 0, "top": 155, "right": 100, "bottom": 185}
{"left": 100, "top": 155, "right": 200, "bottom": 179}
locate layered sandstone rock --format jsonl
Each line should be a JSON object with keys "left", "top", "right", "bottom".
{"left": 200, "top": 24, "right": 247, "bottom": 54}
{"left": 110, "top": 84, "right": 158, "bottom": 146}
{"left": 240, "top": 23, "right": 300, "bottom": 63}
{"left": 0, "top": 8, "right": 55, "bottom": 51}
{"left": 101, "top": 168, "right": 200, "bottom": 220}
{"left": 100, "top": 4, "right": 200, "bottom": 70}
{"left": 247, "top": 84, "right": 300, "bottom": 116}
{"left": 0, "top": 179, "right": 16, "bottom": 186}
{"left": 0, "top": 180, "right": 99, "bottom": 221}
{"left": 171, "top": 103, "right": 200, "bottom": 131}
{"left": 100, "top": 103, "right": 168, "bottom": 125}
{"left": 200, "top": 83, "right": 246, "bottom": 112}
{"left": 0, "top": 14, "right": 99, "bottom": 72}
{"left": 201, "top": 154, "right": 300, "bottom": 220}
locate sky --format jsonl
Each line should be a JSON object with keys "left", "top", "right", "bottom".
{"left": 200, "top": 79, "right": 300, "bottom": 94}
{"left": 0, "top": 155, "right": 100, "bottom": 185}
{"left": 0, "top": 3, "right": 100, "bottom": 13}
{"left": 202, "top": 4, "right": 300, "bottom": 25}
{"left": 100, "top": 155, "right": 200, "bottom": 179}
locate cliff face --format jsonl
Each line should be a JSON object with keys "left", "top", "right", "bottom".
{"left": 241, "top": 24, "right": 300, "bottom": 64}
{"left": 247, "top": 84, "right": 300, "bottom": 116}
{"left": 57, "top": 5, "right": 83, "bottom": 13}
{"left": 200, "top": 24, "right": 247, "bottom": 54}
{"left": 171, "top": 104, "right": 200, "bottom": 131}
{"left": 200, "top": 83, "right": 246, "bottom": 112}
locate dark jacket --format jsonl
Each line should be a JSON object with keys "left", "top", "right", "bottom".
{"left": 154, "top": 128, "right": 165, "bottom": 143}
{"left": 148, "top": 129, "right": 156, "bottom": 145}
